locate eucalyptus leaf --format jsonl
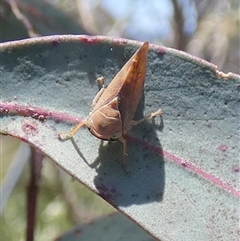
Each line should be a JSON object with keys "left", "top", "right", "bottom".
{"left": 1, "top": 35, "right": 239, "bottom": 241}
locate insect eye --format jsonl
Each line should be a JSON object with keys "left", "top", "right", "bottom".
{"left": 110, "top": 132, "right": 122, "bottom": 141}
{"left": 110, "top": 135, "right": 116, "bottom": 140}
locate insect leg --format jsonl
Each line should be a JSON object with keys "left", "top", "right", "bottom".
{"left": 119, "top": 136, "right": 127, "bottom": 155}
{"left": 130, "top": 109, "right": 162, "bottom": 126}
{"left": 92, "top": 78, "right": 106, "bottom": 108}
{"left": 97, "top": 76, "right": 105, "bottom": 89}
{"left": 59, "top": 120, "right": 87, "bottom": 140}
{"left": 119, "top": 136, "right": 130, "bottom": 172}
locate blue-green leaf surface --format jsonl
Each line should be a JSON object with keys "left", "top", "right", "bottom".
{"left": 56, "top": 213, "right": 156, "bottom": 241}
{"left": 0, "top": 35, "right": 239, "bottom": 241}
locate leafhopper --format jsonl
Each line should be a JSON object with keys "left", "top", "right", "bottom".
{"left": 60, "top": 42, "right": 162, "bottom": 166}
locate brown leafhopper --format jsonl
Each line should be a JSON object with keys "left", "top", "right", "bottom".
{"left": 60, "top": 42, "right": 162, "bottom": 166}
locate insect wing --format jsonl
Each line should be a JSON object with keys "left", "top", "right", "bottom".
{"left": 118, "top": 42, "right": 149, "bottom": 132}
{"left": 92, "top": 42, "right": 149, "bottom": 133}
